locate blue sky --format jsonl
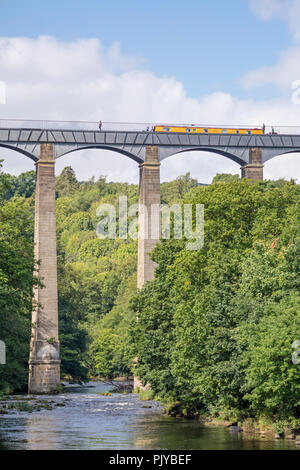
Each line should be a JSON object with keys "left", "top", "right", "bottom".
{"left": 0, "top": 0, "right": 291, "bottom": 99}
{"left": 1, "top": 0, "right": 300, "bottom": 182}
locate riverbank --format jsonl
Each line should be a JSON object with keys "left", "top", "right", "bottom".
{"left": 2, "top": 382, "right": 298, "bottom": 446}
{"left": 204, "top": 417, "right": 300, "bottom": 444}
{"left": 167, "top": 408, "right": 300, "bottom": 445}
{"left": 0, "top": 382, "right": 298, "bottom": 450}
{"left": 0, "top": 395, "right": 69, "bottom": 415}
{"left": 0, "top": 379, "right": 134, "bottom": 417}
{"left": 136, "top": 390, "right": 300, "bottom": 446}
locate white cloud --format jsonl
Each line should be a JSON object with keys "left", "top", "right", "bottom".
{"left": 244, "top": 1, "right": 300, "bottom": 90}
{"left": 249, "top": 0, "right": 291, "bottom": 21}
{"left": 0, "top": 35, "right": 299, "bottom": 183}
{"left": 241, "top": 46, "right": 300, "bottom": 89}
{"left": 249, "top": 0, "right": 300, "bottom": 41}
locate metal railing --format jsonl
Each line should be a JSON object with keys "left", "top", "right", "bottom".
{"left": 0, "top": 119, "right": 300, "bottom": 135}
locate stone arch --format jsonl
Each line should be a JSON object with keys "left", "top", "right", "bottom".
{"left": 55, "top": 145, "right": 144, "bottom": 165}
{"left": 263, "top": 148, "right": 300, "bottom": 162}
{"left": 0, "top": 143, "right": 38, "bottom": 162}
{"left": 263, "top": 149, "right": 300, "bottom": 180}
{"left": 160, "top": 147, "right": 247, "bottom": 166}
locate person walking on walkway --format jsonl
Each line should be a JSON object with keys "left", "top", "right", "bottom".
{"left": 99, "top": 120, "right": 102, "bottom": 131}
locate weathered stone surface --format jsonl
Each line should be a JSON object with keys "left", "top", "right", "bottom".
{"left": 28, "top": 362, "right": 60, "bottom": 394}
{"left": 135, "top": 146, "right": 161, "bottom": 390}
{"left": 241, "top": 148, "right": 264, "bottom": 181}
{"left": 137, "top": 146, "right": 161, "bottom": 288}
{"left": 28, "top": 143, "right": 60, "bottom": 394}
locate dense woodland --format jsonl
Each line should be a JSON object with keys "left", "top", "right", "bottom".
{"left": 0, "top": 158, "right": 299, "bottom": 430}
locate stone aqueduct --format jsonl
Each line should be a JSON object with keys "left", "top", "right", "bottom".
{"left": 0, "top": 124, "right": 299, "bottom": 393}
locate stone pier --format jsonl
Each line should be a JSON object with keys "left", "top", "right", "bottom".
{"left": 241, "top": 148, "right": 264, "bottom": 181}
{"left": 137, "top": 146, "right": 161, "bottom": 289}
{"left": 134, "top": 146, "right": 161, "bottom": 389}
{"left": 28, "top": 143, "right": 60, "bottom": 394}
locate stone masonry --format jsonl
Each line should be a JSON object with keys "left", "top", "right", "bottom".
{"left": 28, "top": 143, "right": 60, "bottom": 394}
{"left": 241, "top": 148, "right": 264, "bottom": 181}
{"left": 137, "top": 146, "right": 161, "bottom": 289}
{"left": 134, "top": 146, "right": 161, "bottom": 389}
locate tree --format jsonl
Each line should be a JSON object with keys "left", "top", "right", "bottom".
{"left": 213, "top": 173, "right": 240, "bottom": 183}
{"left": 56, "top": 166, "right": 80, "bottom": 198}
{"left": 161, "top": 173, "right": 198, "bottom": 204}
{"left": 130, "top": 179, "right": 300, "bottom": 425}
{"left": 240, "top": 295, "right": 300, "bottom": 426}
{"left": 4, "top": 171, "right": 36, "bottom": 200}
{"left": 55, "top": 177, "right": 140, "bottom": 382}
{"left": 0, "top": 182, "right": 36, "bottom": 392}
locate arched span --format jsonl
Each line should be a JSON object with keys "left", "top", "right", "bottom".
{"left": 56, "top": 145, "right": 144, "bottom": 164}
{"left": 162, "top": 147, "right": 246, "bottom": 166}
{"left": 0, "top": 143, "right": 38, "bottom": 162}
{"left": 264, "top": 148, "right": 300, "bottom": 162}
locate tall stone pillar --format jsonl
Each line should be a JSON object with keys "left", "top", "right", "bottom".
{"left": 241, "top": 148, "right": 264, "bottom": 181}
{"left": 28, "top": 143, "right": 60, "bottom": 394}
{"left": 137, "top": 146, "right": 161, "bottom": 289}
{"left": 134, "top": 146, "right": 160, "bottom": 390}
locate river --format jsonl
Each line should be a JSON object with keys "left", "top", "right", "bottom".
{"left": 0, "top": 382, "right": 297, "bottom": 450}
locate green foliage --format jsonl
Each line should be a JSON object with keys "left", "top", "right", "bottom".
{"left": 240, "top": 295, "right": 300, "bottom": 422}
{"left": 0, "top": 162, "right": 140, "bottom": 390}
{"left": 213, "top": 173, "right": 240, "bottom": 183}
{"left": 2, "top": 170, "right": 36, "bottom": 200}
{"left": 161, "top": 173, "right": 198, "bottom": 204}
{"left": 55, "top": 167, "right": 139, "bottom": 381}
{"left": 2, "top": 155, "right": 299, "bottom": 431}
{"left": 138, "top": 389, "right": 155, "bottom": 401}
{"left": 0, "top": 162, "right": 36, "bottom": 393}
{"left": 131, "top": 179, "right": 300, "bottom": 426}
{"left": 56, "top": 166, "right": 80, "bottom": 198}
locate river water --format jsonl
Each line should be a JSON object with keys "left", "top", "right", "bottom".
{"left": 0, "top": 382, "right": 297, "bottom": 450}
